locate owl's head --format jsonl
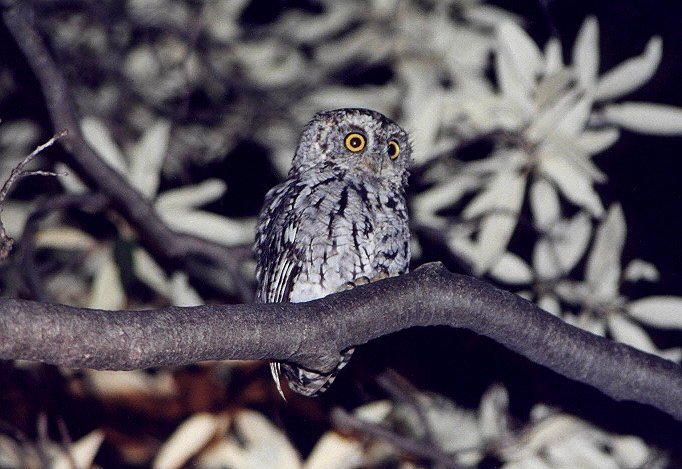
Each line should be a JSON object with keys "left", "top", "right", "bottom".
{"left": 291, "top": 108, "right": 412, "bottom": 186}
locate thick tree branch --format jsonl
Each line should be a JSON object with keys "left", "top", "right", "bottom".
{"left": 0, "top": 263, "right": 680, "bottom": 421}
{"left": 1, "top": 1, "right": 253, "bottom": 300}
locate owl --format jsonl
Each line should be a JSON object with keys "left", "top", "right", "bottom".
{"left": 255, "top": 108, "right": 411, "bottom": 397}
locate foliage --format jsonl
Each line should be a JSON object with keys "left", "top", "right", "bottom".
{"left": 0, "top": 0, "right": 681, "bottom": 467}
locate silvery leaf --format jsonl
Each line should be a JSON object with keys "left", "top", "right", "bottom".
{"left": 585, "top": 204, "right": 625, "bottom": 298}
{"left": 155, "top": 179, "right": 227, "bottom": 210}
{"left": 540, "top": 153, "right": 604, "bottom": 217}
{"left": 496, "top": 21, "right": 539, "bottom": 109}
{"left": 572, "top": 16, "right": 599, "bottom": 89}
{"left": 157, "top": 208, "right": 255, "bottom": 245}
{"left": 623, "top": 259, "right": 660, "bottom": 283}
{"left": 89, "top": 256, "right": 125, "bottom": 310}
{"left": 490, "top": 251, "right": 533, "bottom": 284}
{"left": 627, "top": 296, "right": 682, "bottom": 329}
{"left": 607, "top": 314, "right": 657, "bottom": 355}
{"left": 128, "top": 119, "right": 171, "bottom": 199}
{"left": 596, "top": 37, "right": 662, "bottom": 101}
{"left": 53, "top": 431, "right": 104, "bottom": 469}
{"left": 576, "top": 129, "right": 620, "bottom": 154}
{"left": 602, "top": 102, "right": 682, "bottom": 135}
{"left": 544, "top": 37, "right": 563, "bottom": 75}
{"left": 530, "top": 178, "right": 560, "bottom": 230}
{"left": 153, "top": 413, "right": 225, "bottom": 469}
{"left": 81, "top": 117, "right": 128, "bottom": 176}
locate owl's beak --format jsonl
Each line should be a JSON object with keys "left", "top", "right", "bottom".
{"left": 361, "top": 153, "right": 383, "bottom": 175}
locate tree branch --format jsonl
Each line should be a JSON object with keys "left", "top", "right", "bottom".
{"left": 0, "top": 262, "right": 680, "bottom": 421}
{"left": 1, "top": 1, "right": 253, "bottom": 300}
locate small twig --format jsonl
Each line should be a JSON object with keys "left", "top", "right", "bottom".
{"left": 331, "top": 407, "right": 460, "bottom": 468}
{"left": 0, "top": 130, "right": 67, "bottom": 260}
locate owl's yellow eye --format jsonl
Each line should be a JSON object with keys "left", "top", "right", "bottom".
{"left": 344, "top": 133, "right": 366, "bottom": 152}
{"left": 387, "top": 140, "right": 400, "bottom": 159}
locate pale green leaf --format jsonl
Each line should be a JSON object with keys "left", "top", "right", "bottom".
{"left": 576, "top": 129, "right": 620, "bottom": 154}
{"left": 463, "top": 171, "right": 526, "bottom": 219}
{"left": 170, "top": 272, "right": 203, "bottom": 307}
{"left": 128, "top": 119, "right": 171, "bottom": 199}
{"left": 157, "top": 208, "right": 255, "bottom": 245}
{"left": 556, "top": 92, "right": 594, "bottom": 136}
{"left": 585, "top": 204, "right": 625, "bottom": 299}
{"left": 155, "top": 179, "right": 227, "bottom": 210}
{"left": 602, "top": 102, "right": 682, "bottom": 135}
{"left": 80, "top": 117, "right": 127, "bottom": 175}
{"left": 544, "top": 37, "right": 563, "bottom": 75}
{"left": 607, "top": 315, "right": 657, "bottom": 355}
{"left": 153, "top": 413, "right": 225, "bottom": 469}
{"left": 89, "top": 256, "right": 125, "bottom": 310}
{"left": 490, "top": 252, "right": 533, "bottom": 284}
{"left": 623, "top": 259, "right": 659, "bottom": 283}
{"left": 496, "top": 21, "right": 539, "bottom": 108}
{"left": 540, "top": 153, "right": 604, "bottom": 217}
{"left": 572, "top": 16, "right": 599, "bottom": 89}
{"left": 627, "top": 296, "right": 682, "bottom": 329}
{"left": 530, "top": 178, "right": 559, "bottom": 229}
{"left": 596, "top": 37, "right": 662, "bottom": 101}
{"left": 53, "top": 431, "right": 104, "bottom": 469}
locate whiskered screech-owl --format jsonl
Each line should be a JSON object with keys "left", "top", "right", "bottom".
{"left": 255, "top": 108, "right": 411, "bottom": 397}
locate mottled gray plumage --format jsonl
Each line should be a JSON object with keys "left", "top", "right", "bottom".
{"left": 255, "top": 108, "right": 411, "bottom": 397}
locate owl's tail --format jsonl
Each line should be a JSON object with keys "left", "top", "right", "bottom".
{"left": 270, "top": 348, "right": 355, "bottom": 399}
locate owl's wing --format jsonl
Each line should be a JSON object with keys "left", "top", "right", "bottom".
{"left": 255, "top": 181, "right": 302, "bottom": 304}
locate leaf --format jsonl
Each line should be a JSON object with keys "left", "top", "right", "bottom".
{"left": 553, "top": 212, "right": 592, "bottom": 272}
{"left": 555, "top": 92, "right": 594, "bottom": 136}
{"left": 576, "top": 129, "right": 620, "bottom": 154}
{"left": 89, "top": 256, "right": 125, "bottom": 310}
{"left": 490, "top": 252, "right": 533, "bottom": 284}
{"left": 623, "top": 259, "right": 659, "bottom": 283}
{"left": 540, "top": 153, "right": 604, "bottom": 217}
{"left": 85, "top": 370, "right": 176, "bottom": 398}
{"left": 607, "top": 315, "right": 657, "bottom": 354}
{"left": 80, "top": 117, "right": 128, "bottom": 175}
{"left": 610, "top": 436, "right": 650, "bottom": 469}
{"left": 463, "top": 171, "right": 526, "bottom": 219}
{"left": 596, "top": 37, "right": 662, "bottom": 101}
{"left": 602, "top": 102, "right": 682, "bottom": 135}
{"left": 169, "top": 272, "right": 203, "bottom": 307}
{"left": 34, "top": 227, "right": 97, "bottom": 251}
{"left": 627, "top": 296, "right": 682, "bottom": 329}
{"left": 128, "top": 119, "right": 171, "bottom": 199}
{"left": 133, "top": 248, "right": 170, "bottom": 295}
{"left": 544, "top": 37, "right": 563, "bottom": 75}
{"left": 538, "top": 294, "right": 561, "bottom": 316}
{"left": 53, "top": 430, "right": 105, "bottom": 469}
{"left": 585, "top": 204, "right": 625, "bottom": 299}
{"left": 526, "top": 88, "right": 581, "bottom": 143}
{"left": 155, "top": 179, "right": 227, "bottom": 210}
{"left": 56, "top": 162, "right": 88, "bottom": 194}
{"left": 496, "top": 21, "right": 540, "bottom": 108}
{"left": 412, "top": 174, "right": 481, "bottom": 225}
{"left": 463, "top": 171, "right": 526, "bottom": 274}
{"left": 572, "top": 16, "right": 599, "bottom": 89}
{"left": 156, "top": 209, "right": 255, "bottom": 245}
{"left": 233, "top": 410, "right": 302, "bottom": 469}
{"left": 535, "top": 212, "right": 592, "bottom": 280}
{"left": 478, "top": 384, "right": 509, "bottom": 441}
{"left": 530, "top": 178, "right": 560, "bottom": 230}
{"left": 153, "top": 413, "right": 226, "bottom": 469}
{"left": 304, "top": 401, "right": 392, "bottom": 469}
